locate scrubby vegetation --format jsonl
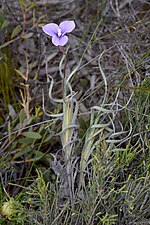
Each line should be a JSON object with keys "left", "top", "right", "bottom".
{"left": 0, "top": 0, "right": 150, "bottom": 224}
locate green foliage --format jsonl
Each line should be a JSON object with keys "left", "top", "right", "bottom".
{"left": 0, "top": 48, "right": 17, "bottom": 112}
{"left": 131, "top": 77, "right": 150, "bottom": 149}
{"left": 11, "top": 25, "right": 22, "bottom": 39}
{"left": 0, "top": 10, "right": 8, "bottom": 29}
{"left": 0, "top": 193, "right": 27, "bottom": 224}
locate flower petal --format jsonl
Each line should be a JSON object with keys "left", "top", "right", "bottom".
{"left": 59, "top": 21, "right": 75, "bottom": 35}
{"left": 52, "top": 35, "right": 68, "bottom": 46}
{"left": 59, "top": 35, "right": 68, "bottom": 46}
{"left": 52, "top": 35, "right": 60, "bottom": 46}
{"left": 42, "top": 23, "right": 59, "bottom": 36}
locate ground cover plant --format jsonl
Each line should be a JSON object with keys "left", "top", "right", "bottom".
{"left": 0, "top": 0, "right": 150, "bottom": 224}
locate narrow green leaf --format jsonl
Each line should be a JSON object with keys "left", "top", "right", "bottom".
{"left": 11, "top": 25, "right": 21, "bottom": 39}
{"left": 19, "top": 0, "right": 26, "bottom": 7}
{"left": 19, "top": 109, "right": 26, "bottom": 125}
{"left": 15, "top": 69, "right": 26, "bottom": 80}
{"left": 14, "top": 146, "right": 31, "bottom": 159}
{"left": 21, "top": 32, "right": 33, "bottom": 39}
{"left": 22, "top": 131, "right": 42, "bottom": 139}
{"left": 18, "top": 138, "right": 34, "bottom": 146}
{"left": 1, "top": 20, "right": 9, "bottom": 29}
{"left": 27, "top": 3, "right": 36, "bottom": 11}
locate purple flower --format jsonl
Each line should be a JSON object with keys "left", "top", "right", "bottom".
{"left": 42, "top": 21, "right": 75, "bottom": 46}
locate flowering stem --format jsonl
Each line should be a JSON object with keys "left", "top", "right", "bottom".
{"left": 59, "top": 46, "right": 67, "bottom": 100}
{"left": 59, "top": 46, "right": 75, "bottom": 204}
